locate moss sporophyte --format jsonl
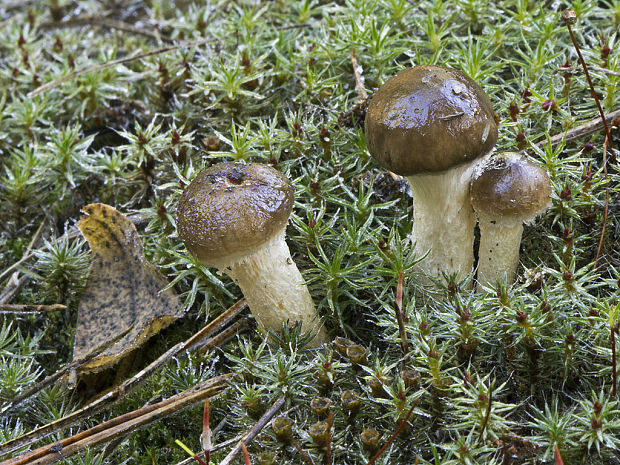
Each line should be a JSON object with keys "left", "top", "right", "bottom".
{"left": 1, "top": 1, "right": 620, "bottom": 464}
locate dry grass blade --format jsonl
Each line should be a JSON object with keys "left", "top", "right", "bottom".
{"left": 0, "top": 299, "right": 247, "bottom": 457}
{"left": 0, "top": 374, "right": 234, "bottom": 465}
{"left": 219, "top": 395, "right": 286, "bottom": 465}
{"left": 0, "top": 324, "right": 134, "bottom": 415}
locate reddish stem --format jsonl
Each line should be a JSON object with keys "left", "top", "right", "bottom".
{"left": 325, "top": 410, "right": 333, "bottom": 465}
{"left": 612, "top": 321, "right": 617, "bottom": 397}
{"left": 241, "top": 443, "right": 252, "bottom": 465}
{"left": 365, "top": 399, "right": 419, "bottom": 465}
{"left": 554, "top": 444, "right": 565, "bottom": 465}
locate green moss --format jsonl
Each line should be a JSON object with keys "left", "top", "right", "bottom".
{"left": 1, "top": 0, "right": 620, "bottom": 464}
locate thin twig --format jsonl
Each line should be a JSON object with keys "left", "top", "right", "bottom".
{"left": 1, "top": 375, "right": 233, "bottom": 465}
{"left": 534, "top": 108, "right": 620, "bottom": 148}
{"left": 562, "top": 10, "right": 614, "bottom": 153}
{"left": 0, "top": 304, "right": 66, "bottom": 314}
{"left": 0, "top": 220, "right": 47, "bottom": 281}
{"left": 0, "top": 324, "right": 134, "bottom": 415}
{"left": 365, "top": 398, "right": 419, "bottom": 465}
{"left": 558, "top": 65, "right": 620, "bottom": 78}
{"left": 27, "top": 37, "right": 214, "bottom": 98}
{"left": 197, "top": 317, "right": 249, "bottom": 353}
{"left": 219, "top": 395, "right": 286, "bottom": 465}
{"left": 0, "top": 274, "right": 29, "bottom": 306}
{"left": 350, "top": 49, "right": 368, "bottom": 100}
{"left": 0, "top": 299, "right": 247, "bottom": 457}
{"left": 40, "top": 16, "right": 173, "bottom": 43}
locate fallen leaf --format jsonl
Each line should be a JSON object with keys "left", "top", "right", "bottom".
{"left": 73, "top": 203, "right": 182, "bottom": 373}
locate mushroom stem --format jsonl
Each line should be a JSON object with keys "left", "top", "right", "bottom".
{"left": 222, "top": 227, "right": 328, "bottom": 346}
{"left": 475, "top": 216, "right": 523, "bottom": 292}
{"left": 406, "top": 159, "right": 483, "bottom": 284}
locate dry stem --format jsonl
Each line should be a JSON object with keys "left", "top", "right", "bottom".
{"left": 1, "top": 375, "right": 233, "bottom": 465}
{"left": 219, "top": 395, "right": 286, "bottom": 465}
{"left": 0, "top": 299, "right": 247, "bottom": 457}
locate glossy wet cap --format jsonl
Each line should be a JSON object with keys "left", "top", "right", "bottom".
{"left": 470, "top": 152, "right": 551, "bottom": 220}
{"left": 365, "top": 65, "right": 498, "bottom": 175}
{"left": 177, "top": 163, "right": 294, "bottom": 265}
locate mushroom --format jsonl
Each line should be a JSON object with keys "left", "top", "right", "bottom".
{"left": 365, "top": 65, "right": 498, "bottom": 284}
{"left": 176, "top": 162, "right": 327, "bottom": 346}
{"left": 469, "top": 152, "right": 551, "bottom": 291}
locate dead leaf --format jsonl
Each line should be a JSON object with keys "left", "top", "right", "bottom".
{"left": 73, "top": 203, "right": 182, "bottom": 373}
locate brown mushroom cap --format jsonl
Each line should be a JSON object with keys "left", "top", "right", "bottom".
{"left": 470, "top": 152, "right": 551, "bottom": 220}
{"left": 365, "top": 65, "right": 498, "bottom": 175}
{"left": 176, "top": 163, "right": 294, "bottom": 265}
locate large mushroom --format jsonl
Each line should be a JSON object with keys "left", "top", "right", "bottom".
{"left": 470, "top": 152, "right": 551, "bottom": 291}
{"left": 176, "top": 162, "right": 327, "bottom": 346}
{"left": 365, "top": 65, "right": 498, "bottom": 284}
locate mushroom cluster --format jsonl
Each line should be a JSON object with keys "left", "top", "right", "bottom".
{"left": 470, "top": 152, "right": 551, "bottom": 291}
{"left": 365, "top": 65, "right": 498, "bottom": 283}
{"left": 176, "top": 163, "right": 327, "bottom": 346}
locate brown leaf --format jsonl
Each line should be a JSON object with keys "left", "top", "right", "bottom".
{"left": 73, "top": 203, "right": 182, "bottom": 373}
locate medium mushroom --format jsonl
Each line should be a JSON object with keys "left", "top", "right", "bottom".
{"left": 469, "top": 152, "right": 551, "bottom": 291}
{"left": 176, "top": 162, "right": 327, "bottom": 346}
{"left": 365, "top": 65, "right": 498, "bottom": 284}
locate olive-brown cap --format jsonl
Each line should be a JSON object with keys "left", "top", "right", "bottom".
{"left": 470, "top": 152, "right": 551, "bottom": 221}
{"left": 176, "top": 163, "right": 294, "bottom": 265}
{"left": 365, "top": 65, "right": 498, "bottom": 175}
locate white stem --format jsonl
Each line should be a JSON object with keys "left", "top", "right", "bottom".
{"left": 221, "top": 228, "right": 327, "bottom": 346}
{"left": 406, "top": 160, "right": 481, "bottom": 284}
{"left": 475, "top": 215, "right": 523, "bottom": 292}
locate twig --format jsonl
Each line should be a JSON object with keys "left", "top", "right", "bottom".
{"left": 197, "top": 317, "right": 249, "bottom": 353}
{"left": 202, "top": 399, "right": 212, "bottom": 463}
{"left": 534, "top": 108, "right": 620, "bottom": 148}
{"left": 1, "top": 375, "right": 233, "bottom": 465}
{"left": 0, "top": 324, "right": 134, "bottom": 415}
{"left": 27, "top": 37, "right": 215, "bottom": 98}
{"left": 350, "top": 49, "right": 368, "bottom": 100}
{"left": 0, "top": 299, "right": 247, "bottom": 457}
{"left": 561, "top": 9, "right": 614, "bottom": 153}
{"left": 0, "top": 219, "right": 47, "bottom": 281}
{"left": 0, "top": 274, "right": 29, "bottom": 306}
{"left": 558, "top": 65, "right": 620, "bottom": 78}
{"left": 40, "top": 16, "right": 173, "bottom": 43}
{"left": 219, "top": 395, "right": 286, "bottom": 465}
{"left": 0, "top": 304, "right": 66, "bottom": 314}
{"left": 365, "top": 398, "right": 419, "bottom": 465}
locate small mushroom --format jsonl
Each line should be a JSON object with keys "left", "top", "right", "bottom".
{"left": 176, "top": 162, "right": 327, "bottom": 346}
{"left": 470, "top": 152, "right": 551, "bottom": 291}
{"left": 365, "top": 65, "right": 498, "bottom": 284}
